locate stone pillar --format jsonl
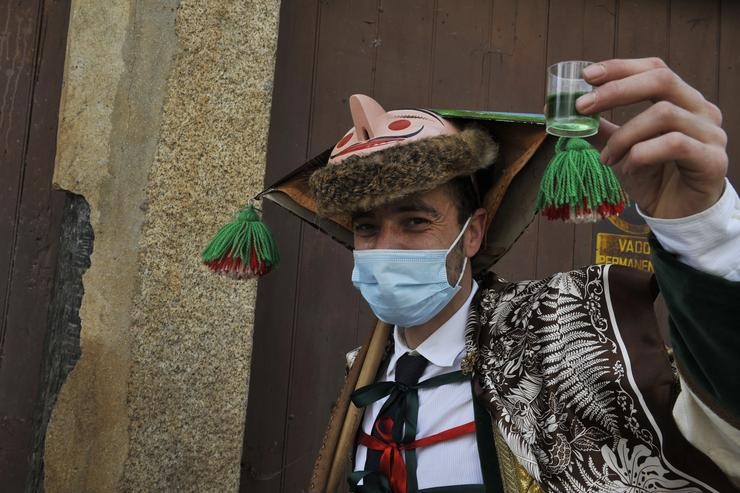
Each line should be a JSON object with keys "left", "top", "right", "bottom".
{"left": 45, "top": 1, "right": 280, "bottom": 490}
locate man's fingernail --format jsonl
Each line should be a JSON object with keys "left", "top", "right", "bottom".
{"left": 600, "top": 147, "right": 610, "bottom": 165}
{"left": 583, "top": 63, "right": 606, "bottom": 80}
{"left": 576, "top": 92, "right": 596, "bottom": 111}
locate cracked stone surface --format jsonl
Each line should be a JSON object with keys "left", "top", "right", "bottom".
{"left": 46, "top": 1, "right": 280, "bottom": 491}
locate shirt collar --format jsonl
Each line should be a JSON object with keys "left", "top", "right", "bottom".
{"left": 387, "top": 282, "right": 478, "bottom": 376}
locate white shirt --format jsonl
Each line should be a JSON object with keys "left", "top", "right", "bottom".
{"left": 354, "top": 284, "right": 483, "bottom": 488}
{"left": 354, "top": 179, "right": 740, "bottom": 488}
{"left": 639, "top": 178, "right": 740, "bottom": 281}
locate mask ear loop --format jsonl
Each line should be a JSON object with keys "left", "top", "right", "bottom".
{"left": 446, "top": 216, "right": 472, "bottom": 255}
{"left": 453, "top": 257, "right": 469, "bottom": 288}
{"left": 447, "top": 216, "right": 472, "bottom": 287}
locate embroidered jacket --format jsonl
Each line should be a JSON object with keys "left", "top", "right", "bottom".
{"left": 468, "top": 237, "right": 738, "bottom": 492}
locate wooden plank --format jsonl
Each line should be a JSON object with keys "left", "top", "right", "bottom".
{"left": 487, "top": 0, "right": 548, "bottom": 281}
{"left": 26, "top": 194, "right": 89, "bottom": 493}
{"left": 668, "top": 0, "right": 720, "bottom": 102}
{"left": 239, "top": 1, "right": 319, "bottom": 492}
{"left": 373, "top": 0, "right": 436, "bottom": 109}
{"left": 488, "top": 0, "right": 548, "bottom": 113}
{"left": 261, "top": 4, "right": 320, "bottom": 185}
{"left": 719, "top": 0, "right": 740, "bottom": 187}
{"left": 0, "top": 0, "right": 41, "bottom": 369}
{"left": 0, "top": 0, "right": 70, "bottom": 488}
{"left": 430, "top": 0, "right": 493, "bottom": 109}
{"left": 282, "top": 226, "right": 359, "bottom": 490}
{"left": 280, "top": 1, "right": 380, "bottom": 489}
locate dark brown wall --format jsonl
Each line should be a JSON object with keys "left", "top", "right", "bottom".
{"left": 0, "top": 0, "right": 72, "bottom": 490}
{"left": 241, "top": 1, "right": 739, "bottom": 491}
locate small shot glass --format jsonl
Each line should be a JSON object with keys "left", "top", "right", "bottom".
{"left": 545, "top": 61, "right": 600, "bottom": 138}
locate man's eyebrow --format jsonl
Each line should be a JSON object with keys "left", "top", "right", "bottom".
{"left": 351, "top": 210, "right": 374, "bottom": 222}
{"left": 351, "top": 201, "right": 440, "bottom": 221}
{"left": 392, "top": 201, "right": 440, "bottom": 216}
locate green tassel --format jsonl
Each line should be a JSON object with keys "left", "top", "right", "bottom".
{"left": 202, "top": 205, "right": 279, "bottom": 279}
{"left": 536, "top": 137, "right": 628, "bottom": 222}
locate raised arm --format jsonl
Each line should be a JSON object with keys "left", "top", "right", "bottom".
{"left": 578, "top": 57, "right": 739, "bottom": 485}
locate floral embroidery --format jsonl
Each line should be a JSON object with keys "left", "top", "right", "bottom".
{"left": 600, "top": 439, "right": 701, "bottom": 492}
{"left": 471, "top": 266, "right": 716, "bottom": 492}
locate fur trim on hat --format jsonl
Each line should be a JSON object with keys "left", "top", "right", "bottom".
{"left": 309, "top": 126, "right": 498, "bottom": 216}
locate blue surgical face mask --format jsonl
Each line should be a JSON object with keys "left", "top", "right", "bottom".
{"left": 351, "top": 217, "right": 471, "bottom": 328}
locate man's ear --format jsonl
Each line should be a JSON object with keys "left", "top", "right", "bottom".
{"left": 464, "top": 207, "right": 487, "bottom": 258}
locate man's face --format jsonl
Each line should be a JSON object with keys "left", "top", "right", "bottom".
{"left": 352, "top": 184, "right": 485, "bottom": 283}
{"left": 352, "top": 186, "right": 462, "bottom": 251}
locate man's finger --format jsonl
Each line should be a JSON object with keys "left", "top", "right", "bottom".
{"left": 618, "top": 132, "right": 727, "bottom": 180}
{"left": 602, "top": 101, "right": 727, "bottom": 165}
{"left": 576, "top": 68, "right": 708, "bottom": 117}
{"left": 581, "top": 57, "right": 668, "bottom": 85}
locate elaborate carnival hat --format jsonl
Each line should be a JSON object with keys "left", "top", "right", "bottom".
{"left": 257, "top": 94, "right": 555, "bottom": 273}
{"left": 202, "top": 94, "right": 625, "bottom": 278}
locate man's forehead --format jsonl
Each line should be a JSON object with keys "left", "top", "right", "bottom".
{"left": 352, "top": 188, "right": 453, "bottom": 219}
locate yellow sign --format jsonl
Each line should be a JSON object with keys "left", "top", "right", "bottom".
{"left": 595, "top": 233, "right": 653, "bottom": 272}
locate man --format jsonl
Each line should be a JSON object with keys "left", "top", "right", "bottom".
{"left": 308, "top": 58, "right": 739, "bottom": 492}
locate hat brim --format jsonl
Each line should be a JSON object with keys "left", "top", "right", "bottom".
{"left": 257, "top": 111, "right": 555, "bottom": 271}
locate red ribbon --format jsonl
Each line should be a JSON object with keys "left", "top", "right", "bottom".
{"left": 358, "top": 418, "right": 476, "bottom": 493}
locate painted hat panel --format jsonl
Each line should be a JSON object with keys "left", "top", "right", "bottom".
{"left": 328, "top": 94, "right": 460, "bottom": 164}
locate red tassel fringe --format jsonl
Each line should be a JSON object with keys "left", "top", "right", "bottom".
{"left": 542, "top": 200, "right": 626, "bottom": 222}
{"left": 204, "top": 249, "right": 272, "bottom": 280}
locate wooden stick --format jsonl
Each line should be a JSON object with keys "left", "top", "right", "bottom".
{"left": 325, "top": 320, "right": 392, "bottom": 493}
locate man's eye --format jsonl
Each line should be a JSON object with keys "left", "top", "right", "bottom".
{"left": 405, "top": 217, "right": 431, "bottom": 228}
{"left": 353, "top": 223, "right": 377, "bottom": 236}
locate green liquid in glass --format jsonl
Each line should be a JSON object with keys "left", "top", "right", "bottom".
{"left": 546, "top": 91, "right": 599, "bottom": 137}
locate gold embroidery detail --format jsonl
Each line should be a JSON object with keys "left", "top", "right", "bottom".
{"left": 494, "top": 427, "right": 519, "bottom": 493}
{"left": 494, "top": 427, "right": 543, "bottom": 493}
{"left": 515, "top": 462, "right": 543, "bottom": 493}
{"left": 461, "top": 350, "right": 478, "bottom": 375}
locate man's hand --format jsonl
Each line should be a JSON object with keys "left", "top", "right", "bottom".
{"left": 576, "top": 57, "right": 728, "bottom": 219}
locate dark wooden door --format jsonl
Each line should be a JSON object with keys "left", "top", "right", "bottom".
{"left": 0, "top": 0, "right": 72, "bottom": 490}
{"left": 241, "top": 1, "right": 740, "bottom": 491}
